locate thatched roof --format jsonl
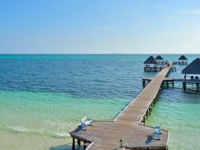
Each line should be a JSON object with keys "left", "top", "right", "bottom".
{"left": 182, "top": 58, "right": 200, "bottom": 74}
{"left": 179, "top": 55, "right": 188, "bottom": 60}
{"left": 155, "top": 55, "right": 164, "bottom": 60}
{"left": 143, "top": 56, "right": 158, "bottom": 64}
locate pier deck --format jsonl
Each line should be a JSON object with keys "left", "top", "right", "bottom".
{"left": 143, "top": 77, "right": 200, "bottom": 86}
{"left": 143, "top": 77, "right": 200, "bottom": 83}
{"left": 144, "top": 66, "right": 176, "bottom": 72}
{"left": 69, "top": 63, "right": 173, "bottom": 150}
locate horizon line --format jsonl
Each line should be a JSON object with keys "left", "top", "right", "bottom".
{"left": 0, "top": 53, "right": 200, "bottom": 55}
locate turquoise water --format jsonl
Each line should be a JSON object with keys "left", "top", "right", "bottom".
{"left": 0, "top": 54, "right": 200, "bottom": 150}
{"left": 0, "top": 90, "right": 128, "bottom": 150}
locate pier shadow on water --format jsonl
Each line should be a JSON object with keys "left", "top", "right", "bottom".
{"left": 50, "top": 143, "right": 85, "bottom": 150}
{"left": 49, "top": 143, "right": 71, "bottom": 150}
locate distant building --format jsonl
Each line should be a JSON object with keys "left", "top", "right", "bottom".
{"left": 155, "top": 55, "right": 164, "bottom": 64}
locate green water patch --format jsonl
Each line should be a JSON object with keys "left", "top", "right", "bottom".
{"left": 0, "top": 90, "right": 129, "bottom": 136}
{"left": 0, "top": 90, "right": 130, "bottom": 149}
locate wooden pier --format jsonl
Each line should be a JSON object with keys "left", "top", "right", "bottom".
{"left": 144, "top": 66, "right": 176, "bottom": 72}
{"left": 69, "top": 63, "right": 174, "bottom": 150}
{"left": 143, "top": 77, "right": 200, "bottom": 91}
{"left": 173, "top": 61, "right": 187, "bottom": 65}
{"left": 142, "top": 77, "right": 175, "bottom": 88}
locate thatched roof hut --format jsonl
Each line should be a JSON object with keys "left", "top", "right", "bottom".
{"left": 143, "top": 56, "right": 158, "bottom": 65}
{"left": 182, "top": 58, "right": 200, "bottom": 74}
{"left": 155, "top": 55, "right": 164, "bottom": 60}
{"left": 179, "top": 55, "right": 188, "bottom": 61}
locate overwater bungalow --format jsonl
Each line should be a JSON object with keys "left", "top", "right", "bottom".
{"left": 182, "top": 58, "right": 200, "bottom": 91}
{"left": 173, "top": 55, "right": 188, "bottom": 65}
{"left": 178, "top": 55, "right": 188, "bottom": 65}
{"left": 155, "top": 55, "right": 164, "bottom": 64}
{"left": 143, "top": 56, "right": 159, "bottom": 71}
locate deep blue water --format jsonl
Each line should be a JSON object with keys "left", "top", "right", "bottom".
{"left": 0, "top": 54, "right": 148, "bottom": 100}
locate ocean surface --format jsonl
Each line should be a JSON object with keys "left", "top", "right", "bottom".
{"left": 0, "top": 54, "right": 200, "bottom": 150}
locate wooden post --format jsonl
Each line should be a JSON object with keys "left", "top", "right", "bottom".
{"left": 167, "top": 82, "right": 169, "bottom": 88}
{"left": 148, "top": 107, "right": 152, "bottom": 115}
{"left": 145, "top": 111, "right": 148, "bottom": 119}
{"left": 77, "top": 139, "right": 81, "bottom": 146}
{"left": 183, "top": 82, "right": 186, "bottom": 91}
{"left": 143, "top": 80, "right": 145, "bottom": 87}
{"left": 153, "top": 99, "right": 156, "bottom": 106}
{"left": 143, "top": 117, "right": 145, "bottom": 124}
{"left": 84, "top": 142, "right": 86, "bottom": 150}
{"left": 196, "top": 83, "right": 199, "bottom": 91}
{"left": 161, "top": 81, "right": 164, "bottom": 87}
{"left": 159, "top": 88, "right": 162, "bottom": 94}
{"left": 72, "top": 137, "right": 76, "bottom": 150}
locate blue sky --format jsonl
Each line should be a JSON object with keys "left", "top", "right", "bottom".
{"left": 0, "top": 0, "right": 200, "bottom": 54}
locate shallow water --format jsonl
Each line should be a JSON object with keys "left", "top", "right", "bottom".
{"left": 0, "top": 54, "right": 200, "bottom": 150}
{"left": 0, "top": 90, "right": 129, "bottom": 150}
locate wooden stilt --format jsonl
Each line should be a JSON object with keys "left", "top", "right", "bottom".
{"left": 143, "top": 117, "right": 145, "bottom": 124}
{"left": 183, "top": 82, "right": 186, "bottom": 91}
{"left": 145, "top": 111, "right": 148, "bottom": 119}
{"left": 149, "top": 107, "right": 152, "bottom": 115}
{"left": 84, "top": 142, "right": 86, "bottom": 150}
{"left": 143, "top": 80, "right": 145, "bottom": 87}
{"left": 196, "top": 83, "right": 199, "bottom": 91}
{"left": 72, "top": 137, "right": 75, "bottom": 150}
{"left": 153, "top": 100, "right": 156, "bottom": 106}
{"left": 77, "top": 139, "right": 81, "bottom": 146}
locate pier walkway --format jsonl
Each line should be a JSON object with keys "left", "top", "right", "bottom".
{"left": 69, "top": 63, "right": 173, "bottom": 150}
{"left": 143, "top": 77, "right": 200, "bottom": 83}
